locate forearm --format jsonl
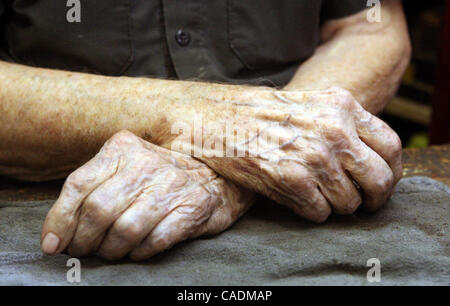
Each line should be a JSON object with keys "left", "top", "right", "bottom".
{"left": 0, "top": 60, "right": 249, "bottom": 180}
{"left": 284, "top": 0, "right": 411, "bottom": 114}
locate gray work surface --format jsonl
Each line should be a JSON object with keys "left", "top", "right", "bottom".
{"left": 0, "top": 176, "right": 449, "bottom": 285}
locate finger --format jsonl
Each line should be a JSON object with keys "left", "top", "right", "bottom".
{"left": 97, "top": 182, "right": 212, "bottom": 260}
{"left": 128, "top": 203, "right": 212, "bottom": 261}
{"left": 340, "top": 139, "right": 394, "bottom": 212}
{"left": 96, "top": 194, "right": 166, "bottom": 260}
{"left": 278, "top": 161, "right": 332, "bottom": 223}
{"left": 354, "top": 106, "right": 403, "bottom": 187}
{"left": 315, "top": 160, "right": 362, "bottom": 215}
{"left": 193, "top": 179, "right": 255, "bottom": 237}
{"left": 41, "top": 151, "right": 120, "bottom": 255}
{"left": 290, "top": 186, "right": 332, "bottom": 223}
{"left": 66, "top": 164, "right": 154, "bottom": 257}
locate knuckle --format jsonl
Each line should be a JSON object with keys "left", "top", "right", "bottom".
{"left": 114, "top": 220, "right": 144, "bottom": 240}
{"left": 49, "top": 206, "right": 76, "bottom": 226}
{"left": 84, "top": 198, "right": 113, "bottom": 224}
{"left": 388, "top": 133, "right": 402, "bottom": 159}
{"left": 107, "top": 130, "right": 139, "bottom": 147}
{"left": 327, "top": 120, "right": 345, "bottom": 133}
{"left": 112, "top": 130, "right": 135, "bottom": 141}
{"left": 65, "top": 171, "right": 77, "bottom": 185}
{"left": 334, "top": 89, "right": 355, "bottom": 110}
{"left": 335, "top": 195, "right": 362, "bottom": 215}
{"left": 291, "top": 200, "right": 330, "bottom": 223}
{"left": 64, "top": 171, "right": 85, "bottom": 194}
{"left": 306, "top": 146, "right": 330, "bottom": 167}
{"left": 349, "top": 194, "right": 363, "bottom": 212}
{"left": 312, "top": 208, "right": 331, "bottom": 223}
{"left": 152, "top": 234, "right": 172, "bottom": 252}
{"left": 325, "top": 121, "right": 352, "bottom": 143}
{"left": 373, "top": 172, "right": 394, "bottom": 194}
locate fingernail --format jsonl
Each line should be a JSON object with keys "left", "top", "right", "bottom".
{"left": 42, "top": 232, "right": 60, "bottom": 255}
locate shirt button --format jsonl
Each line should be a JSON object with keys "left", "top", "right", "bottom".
{"left": 175, "top": 29, "right": 191, "bottom": 46}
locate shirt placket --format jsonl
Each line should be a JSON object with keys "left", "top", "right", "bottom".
{"left": 162, "top": 0, "right": 208, "bottom": 79}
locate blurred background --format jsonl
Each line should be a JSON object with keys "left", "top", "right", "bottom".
{"left": 380, "top": 0, "right": 450, "bottom": 148}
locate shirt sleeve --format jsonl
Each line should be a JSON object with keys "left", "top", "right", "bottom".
{"left": 321, "top": 0, "right": 371, "bottom": 21}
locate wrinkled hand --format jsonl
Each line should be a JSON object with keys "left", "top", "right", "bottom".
{"left": 41, "top": 131, "right": 254, "bottom": 260}
{"left": 187, "top": 87, "right": 402, "bottom": 222}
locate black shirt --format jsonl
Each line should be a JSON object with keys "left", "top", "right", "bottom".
{"left": 0, "top": 0, "right": 367, "bottom": 87}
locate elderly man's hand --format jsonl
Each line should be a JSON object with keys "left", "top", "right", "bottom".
{"left": 41, "top": 131, "right": 254, "bottom": 260}
{"left": 186, "top": 87, "right": 402, "bottom": 222}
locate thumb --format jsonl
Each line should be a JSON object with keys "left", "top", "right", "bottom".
{"left": 41, "top": 153, "right": 119, "bottom": 255}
